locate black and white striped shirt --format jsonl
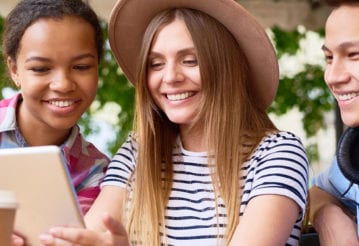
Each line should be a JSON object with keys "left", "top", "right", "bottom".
{"left": 102, "top": 131, "right": 308, "bottom": 245}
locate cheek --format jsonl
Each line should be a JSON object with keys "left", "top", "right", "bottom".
{"left": 189, "top": 68, "right": 201, "bottom": 86}
{"left": 20, "top": 76, "right": 46, "bottom": 92}
{"left": 147, "top": 73, "right": 160, "bottom": 95}
{"left": 352, "top": 64, "right": 359, "bottom": 79}
{"left": 78, "top": 74, "right": 98, "bottom": 94}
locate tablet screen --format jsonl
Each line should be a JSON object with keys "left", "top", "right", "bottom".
{"left": 0, "top": 146, "right": 84, "bottom": 245}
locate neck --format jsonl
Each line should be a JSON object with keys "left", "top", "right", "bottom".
{"left": 180, "top": 123, "right": 206, "bottom": 152}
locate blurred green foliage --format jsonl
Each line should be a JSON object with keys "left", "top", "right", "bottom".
{"left": 0, "top": 16, "right": 334, "bottom": 161}
{"left": 0, "top": 17, "right": 12, "bottom": 87}
{"left": 84, "top": 22, "right": 135, "bottom": 155}
{"left": 269, "top": 26, "right": 334, "bottom": 162}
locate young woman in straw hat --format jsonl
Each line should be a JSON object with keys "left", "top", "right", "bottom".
{"left": 40, "top": 0, "right": 308, "bottom": 245}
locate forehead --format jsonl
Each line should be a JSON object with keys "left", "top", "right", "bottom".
{"left": 21, "top": 16, "right": 94, "bottom": 46}
{"left": 326, "top": 4, "right": 359, "bottom": 41}
{"left": 17, "top": 16, "right": 96, "bottom": 60}
{"left": 151, "top": 18, "right": 193, "bottom": 50}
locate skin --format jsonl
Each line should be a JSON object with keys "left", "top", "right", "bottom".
{"left": 309, "top": 4, "right": 359, "bottom": 245}
{"left": 310, "top": 186, "right": 358, "bottom": 246}
{"left": 39, "top": 18, "right": 300, "bottom": 246}
{"left": 7, "top": 16, "right": 99, "bottom": 147}
{"left": 322, "top": 4, "right": 359, "bottom": 128}
{"left": 8, "top": 15, "right": 99, "bottom": 246}
{"left": 147, "top": 18, "right": 204, "bottom": 151}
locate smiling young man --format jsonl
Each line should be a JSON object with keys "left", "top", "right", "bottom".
{"left": 309, "top": 1, "right": 359, "bottom": 245}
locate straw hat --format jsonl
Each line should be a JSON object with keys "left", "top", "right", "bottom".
{"left": 108, "top": 0, "right": 279, "bottom": 109}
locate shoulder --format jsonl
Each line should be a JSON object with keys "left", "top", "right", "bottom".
{"left": 0, "top": 94, "right": 20, "bottom": 109}
{"left": 101, "top": 133, "right": 138, "bottom": 187}
{"left": 260, "top": 131, "right": 305, "bottom": 147}
{"left": 112, "top": 132, "right": 138, "bottom": 161}
{"left": 251, "top": 131, "right": 307, "bottom": 158}
{"left": 247, "top": 131, "right": 309, "bottom": 178}
{"left": 78, "top": 134, "right": 110, "bottom": 162}
{"left": 244, "top": 132, "right": 309, "bottom": 213}
{"left": 315, "top": 158, "right": 354, "bottom": 197}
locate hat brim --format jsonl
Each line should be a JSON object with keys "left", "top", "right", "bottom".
{"left": 109, "top": 0, "right": 279, "bottom": 109}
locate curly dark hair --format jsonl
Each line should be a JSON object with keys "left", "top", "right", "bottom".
{"left": 2, "top": 0, "right": 104, "bottom": 62}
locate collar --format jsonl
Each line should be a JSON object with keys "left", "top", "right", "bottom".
{"left": 0, "top": 93, "right": 21, "bottom": 132}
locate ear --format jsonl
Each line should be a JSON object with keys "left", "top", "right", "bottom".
{"left": 7, "top": 56, "right": 20, "bottom": 87}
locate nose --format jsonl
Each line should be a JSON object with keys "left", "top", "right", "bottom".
{"left": 49, "top": 70, "right": 76, "bottom": 92}
{"left": 325, "top": 59, "right": 350, "bottom": 86}
{"left": 163, "top": 62, "right": 184, "bottom": 84}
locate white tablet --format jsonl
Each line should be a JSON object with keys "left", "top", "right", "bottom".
{"left": 0, "top": 145, "right": 85, "bottom": 245}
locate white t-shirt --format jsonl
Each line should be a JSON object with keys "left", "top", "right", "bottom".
{"left": 102, "top": 131, "right": 308, "bottom": 246}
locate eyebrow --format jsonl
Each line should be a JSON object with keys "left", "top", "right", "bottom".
{"left": 149, "top": 47, "right": 196, "bottom": 57}
{"left": 25, "top": 53, "right": 96, "bottom": 63}
{"left": 322, "top": 41, "right": 359, "bottom": 52}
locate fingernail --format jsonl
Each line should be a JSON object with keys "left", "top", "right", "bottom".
{"left": 39, "top": 233, "right": 53, "bottom": 244}
{"left": 49, "top": 227, "right": 61, "bottom": 236}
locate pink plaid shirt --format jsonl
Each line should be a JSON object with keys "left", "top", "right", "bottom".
{"left": 0, "top": 94, "right": 109, "bottom": 214}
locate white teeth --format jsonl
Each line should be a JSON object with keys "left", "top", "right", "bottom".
{"left": 167, "top": 92, "right": 194, "bottom": 101}
{"left": 337, "top": 93, "right": 358, "bottom": 101}
{"left": 49, "top": 100, "right": 75, "bottom": 107}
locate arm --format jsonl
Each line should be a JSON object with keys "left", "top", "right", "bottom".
{"left": 309, "top": 185, "right": 359, "bottom": 246}
{"left": 229, "top": 132, "right": 308, "bottom": 245}
{"left": 229, "top": 195, "right": 299, "bottom": 246}
{"left": 85, "top": 185, "right": 127, "bottom": 231}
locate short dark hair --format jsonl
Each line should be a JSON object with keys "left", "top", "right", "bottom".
{"left": 2, "top": 0, "right": 104, "bottom": 62}
{"left": 325, "top": 0, "right": 359, "bottom": 7}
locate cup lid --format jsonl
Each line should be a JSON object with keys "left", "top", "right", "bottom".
{"left": 0, "top": 190, "right": 17, "bottom": 208}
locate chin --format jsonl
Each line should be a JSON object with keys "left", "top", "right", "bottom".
{"left": 342, "top": 118, "right": 359, "bottom": 128}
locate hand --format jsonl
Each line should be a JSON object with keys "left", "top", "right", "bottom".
{"left": 39, "top": 213, "right": 129, "bottom": 246}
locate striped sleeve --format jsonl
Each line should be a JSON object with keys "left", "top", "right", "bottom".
{"left": 247, "top": 132, "right": 309, "bottom": 216}
{"left": 101, "top": 133, "right": 137, "bottom": 188}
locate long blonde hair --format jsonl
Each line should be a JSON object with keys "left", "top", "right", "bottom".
{"left": 126, "top": 8, "right": 277, "bottom": 245}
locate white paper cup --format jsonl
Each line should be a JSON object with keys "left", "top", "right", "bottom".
{"left": 0, "top": 190, "right": 18, "bottom": 246}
